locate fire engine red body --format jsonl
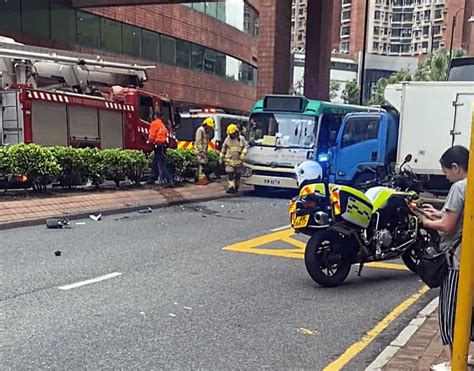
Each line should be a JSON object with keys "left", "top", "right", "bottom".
{"left": 0, "top": 38, "right": 176, "bottom": 151}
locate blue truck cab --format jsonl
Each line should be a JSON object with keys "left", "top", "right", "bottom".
{"left": 324, "top": 110, "right": 399, "bottom": 186}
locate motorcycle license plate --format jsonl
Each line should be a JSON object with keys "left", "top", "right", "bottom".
{"left": 293, "top": 215, "right": 310, "bottom": 229}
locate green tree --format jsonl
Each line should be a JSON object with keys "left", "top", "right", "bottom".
{"left": 369, "top": 69, "right": 413, "bottom": 106}
{"left": 330, "top": 80, "right": 341, "bottom": 101}
{"left": 369, "top": 48, "right": 466, "bottom": 105}
{"left": 414, "top": 48, "right": 465, "bottom": 81}
{"left": 290, "top": 78, "right": 304, "bottom": 95}
{"left": 341, "top": 79, "right": 360, "bottom": 104}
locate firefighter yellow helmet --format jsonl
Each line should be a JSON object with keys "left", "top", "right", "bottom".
{"left": 203, "top": 117, "right": 215, "bottom": 128}
{"left": 226, "top": 124, "right": 239, "bottom": 135}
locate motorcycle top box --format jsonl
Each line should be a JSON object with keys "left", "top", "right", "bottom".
{"left": 291, "top": 182, "right": 373, "bottom": 229}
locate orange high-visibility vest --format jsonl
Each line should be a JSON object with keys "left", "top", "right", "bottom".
{"left": 148, "top": 119, "right": 168, "bottom": 144}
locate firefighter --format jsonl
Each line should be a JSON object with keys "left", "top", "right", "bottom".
{"left": 195, "top": 117, "right": 215, "bottom": 185}
{"left": 220, "top": 123, "right": 248, "bottom": 193}
{"left": 147, "top": 112, "right": 174, "bottom": 186}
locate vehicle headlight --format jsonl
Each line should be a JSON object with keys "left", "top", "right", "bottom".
{"left": 242, "top": 167, "right": 253, "bottom": 178}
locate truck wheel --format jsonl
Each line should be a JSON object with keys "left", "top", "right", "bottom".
{"left": 304, "top": 231, "right": 353, "bottom": 287}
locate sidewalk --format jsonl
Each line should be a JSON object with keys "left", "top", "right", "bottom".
{"left": 0, "top": 182, "right": 234, "bottom": 230}
{"left": 369, "top": 298, "right": 473, "bottom": 370}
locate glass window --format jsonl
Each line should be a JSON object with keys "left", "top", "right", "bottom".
{"left": 342, "top": 118, "right": 380, "bottom": 148}
{"left": 0, "top": 0, "right": 21, "bottom": 33}
{"left": 204, "top": 48, "right": 216, "bottom": 74}
{"left": 142, "top": 30, "right": 160, "bottom": 61}
{"left": 215, "top": 52, "right": 226, "bottom": 77}
{"left": 191, "top": 44, "right": 205, "bottom": 71}
{"left": 193, "top": 2, "right": 205, "bottom": 12}
{"left": 51, "top": 2, "right": 77, "bottom": 44}
{"left": 225, "top": 1, "right": 244, "bottom": 31}
{"left": 160, "top": 35, "right": 176, "bottom": 65}
{"left": 101, "top": 18, "right": 122, "bottom": 54}
{"left": 217, "top": 2, "right": 226, "bottom": 22}
{"left": 77, "top": 11, "right": 101, "bottom": 49}
{"left": 176, "top": 40, "right": 191, "bottom": 68}
{"left": 123, "top": 24, "right": 141, "bottom": 58}
{"left": 226, "top": 56, "right": 239, "bottom": 81}
{"left": 21, "top": 0, "right": 50, "bottom": 39}
{"left": 206, "top": 2, "right": 217, "bottom": 18}
{"left": 239, "top": 61, "right": 248, "bottom": 83}
{"left": 246, "top": 113, "right": 316, "bottom": 148}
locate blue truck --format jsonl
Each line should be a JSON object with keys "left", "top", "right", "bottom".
{"left": 323, "top": 81, "right": 474, "bottom": 192}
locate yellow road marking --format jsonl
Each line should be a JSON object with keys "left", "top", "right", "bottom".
{"left": 323, "top": 285, "right": 429, "bottom": 370}
{"left": 365, "top": 262, "right": 409, "bottom": 271}
{"left": 223, "top": 230, "right": 409, "bottom": 271}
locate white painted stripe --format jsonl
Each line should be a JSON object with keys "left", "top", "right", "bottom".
{"left": 33, "top": 91, "right": 39, "bottom": 99}
{"left": 105, "top": 102, "right": 110, "bottom": 108}
{"left": 365, "top": 297, "right": 439, "bottom": 370}
{"left": 58, "top": 272, "right": 122, "bottom": 290}
{"left": 58, "top": 95, "right": 64, "bottom": 102}
{"left": 271, "top": 225, "right": 291, "bottom": 232}
{"left": 52, "top": 94, "right": 58, "bottom": 102}
{"left": 64, "top": 96, "right": 69, "bottom": 103}
{"left": 46, "top": 93, "right": 52, "bottom": 100}
{"left": 39, "top": 92, "right": 45, "bottom": 100}
{"left": 119, "top": 104, "right": 123, "bottom": 110}
{"left": 130, "top": 106, "right": 135, "bottom": 112}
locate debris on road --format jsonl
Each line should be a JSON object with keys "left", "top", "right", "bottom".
{"left": 89, "top": 213, "right": 102, "bottom": 221}
{"left": 168, "top": 313, "right": 177, "bottom": 317}
{"left": 138, "top": 207, "right": 153, "bottom": 214}
{"left": 297, "top": 328, "right": 318, "bottom": 336}
{"left": 75, "top": 222, "right": 86, "bottom": 225}
{"left": 114, "top": 216, "right": 130, "bottom": 221}
{"left": 45, "top": 218, "right": 70, "bottom": 229}
{"left": 54, "top": 250, "right": 62, "bottom": 256}
{"left": 184, "top": 306, "right": 192, "bottom": 310}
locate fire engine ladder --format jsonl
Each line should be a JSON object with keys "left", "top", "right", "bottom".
{"left": 0, "top": 41, "right": 154, "bottom": 90}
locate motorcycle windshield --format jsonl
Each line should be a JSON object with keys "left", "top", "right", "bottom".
{"left": 245, "top": 113, "right": 316, "bottom": 149}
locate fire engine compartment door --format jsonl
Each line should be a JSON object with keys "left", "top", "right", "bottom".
{"left": 68, "top": 106, "right": 100, "bottom": 142}
{"left": 99, "top": 110, "right": 124, "bottom": 149}
{"left": 31, "top": 101, "right": 68, "bottom": 146}
{"left": 1, "top": 91, "right": 24, "bottom": 145}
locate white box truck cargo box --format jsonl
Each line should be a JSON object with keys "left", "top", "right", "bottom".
{"left": 385, "top": 82, "right": 474, "bottom": 176}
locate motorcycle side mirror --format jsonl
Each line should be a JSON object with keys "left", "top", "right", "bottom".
{"left": 404, "top": 154, "right": 413, "bottom": 163}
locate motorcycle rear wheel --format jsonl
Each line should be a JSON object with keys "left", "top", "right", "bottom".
{"left": 305, "top": 231, "right": 353, "bottom": 287}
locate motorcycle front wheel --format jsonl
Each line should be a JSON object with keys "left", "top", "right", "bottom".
{"left": 304, "top": 230, "right": 353, "bottom": 287}
{"left": 401, "top": 248, "right": 419, "bottom": 274}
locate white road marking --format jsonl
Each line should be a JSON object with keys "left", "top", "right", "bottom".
{"left": 271, "top": 225, "right": 291, "bottom": 232}
{"left": 58, "top": 272, "right": 122, "bottom": 290}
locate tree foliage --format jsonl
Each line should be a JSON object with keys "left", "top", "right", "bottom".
{"left": 342, "top": 79, "right": 360, "bottom": 104}
{"left": 369, "top": 48, "right": 466, "bottom": 105}
{"left": 330, "top": 80, "right": 341, "bottom": 101}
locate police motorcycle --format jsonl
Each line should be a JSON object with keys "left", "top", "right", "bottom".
{"left": 289, "top": 156, "right": 438, "bottom": 287}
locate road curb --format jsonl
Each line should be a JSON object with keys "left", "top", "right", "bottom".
{"left": 0, "top": 191, "right": 238, "bottom": 231}
{"left": 365, "top": 297, "right": 439, "bottom": 370}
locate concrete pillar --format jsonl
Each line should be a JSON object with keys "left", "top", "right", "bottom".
{"left": 304, "top": 0, "right": 334, "bottom": 101}
{"left": 462, "top": 0, "right": 473, "bottom": 54}
{"left": 256, "top": 0, "right": 292, "bottom": 99}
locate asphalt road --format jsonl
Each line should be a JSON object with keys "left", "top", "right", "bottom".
{"left": 1, "top": 194, "right": 437, "bottom": 370}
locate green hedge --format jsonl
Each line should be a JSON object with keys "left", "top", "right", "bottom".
{"left": 0, "top": 144, "right": 221, "bottom": 190}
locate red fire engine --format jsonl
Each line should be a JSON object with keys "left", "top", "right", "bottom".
{"left": 0, "top": 37, "right": 176, "bottom": 150}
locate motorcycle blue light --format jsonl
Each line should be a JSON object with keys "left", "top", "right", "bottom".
{"left": 318, "top": 153, "right": 329, "bottom": 162}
